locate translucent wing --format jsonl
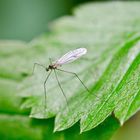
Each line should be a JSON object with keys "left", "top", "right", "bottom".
{"left": 54, "top": 48, "right": 87, "bottom": 66}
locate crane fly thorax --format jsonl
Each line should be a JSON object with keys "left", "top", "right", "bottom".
{"left": 46, "top": 64, "right": 60, "bottom": 71}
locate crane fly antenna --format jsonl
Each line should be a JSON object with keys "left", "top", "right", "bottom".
{"left": 44, "top": 70, "right": 52, "bottom": 109}
{"left": 32, "top": 63, "right": 46, "bottom": 75}
{"left": 49, "top": 58, "right": 52, "bottom": 65}
{"left": 54, "top": 69, "right": 69, "bottom": 110}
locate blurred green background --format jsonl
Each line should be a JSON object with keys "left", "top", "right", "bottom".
{"left": 0, "top": 0, "right": 71, "bottom": 41}
{"left": 0, "top": 0, "right": 95, "bottom": 41}
{"left": 0, "top": 0, "right": 140, "bottom": 140}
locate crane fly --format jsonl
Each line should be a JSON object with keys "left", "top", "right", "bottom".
{"left": 33, "top": 48, "right": 90, "bottom": 110}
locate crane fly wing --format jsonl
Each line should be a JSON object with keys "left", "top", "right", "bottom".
{"left": 54, "top": 48, "right": 87, "bottom": 66}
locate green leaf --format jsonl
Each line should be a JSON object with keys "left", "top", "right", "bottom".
{"left": 54, "top": 36, "right": 140, "bottom": 132}
{"left": 1, "top": 1, "right": 140, "bottom": 137}
{"left": 0, "top": 78, "right": 22, "bottom": 114}
{"left": 19, "top": 2, "right": 140, "bottom": 133}
{"left": 0, "top": 38, "right": 120, "bottom": 139}
{"left": 0, "top": 41, "right": 119, "bottom": 140}
{"left": 0, "top": 40, "right": 47, "bottom": 81}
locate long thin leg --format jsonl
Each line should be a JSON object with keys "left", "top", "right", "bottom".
{"left": 57, "top": 69, "right": 100, "bottom": 99}
{"left": 56, "top": 68, "right": 90, "bottom": 93}
{"left": 56, "top": 69, "right": 100, "bottom": 100}
{"left": 54, "top": 69, "right": 69, "bottom": 108}
{"left": 32, "top": 63, "right": 46, "bottom": 75}
{"left": 44, "top": 70, "right": 52, "bottom": 109}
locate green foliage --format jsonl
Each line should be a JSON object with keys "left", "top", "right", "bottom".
{"left": 0, "top": 2, "right": 140, "bottom": 140}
